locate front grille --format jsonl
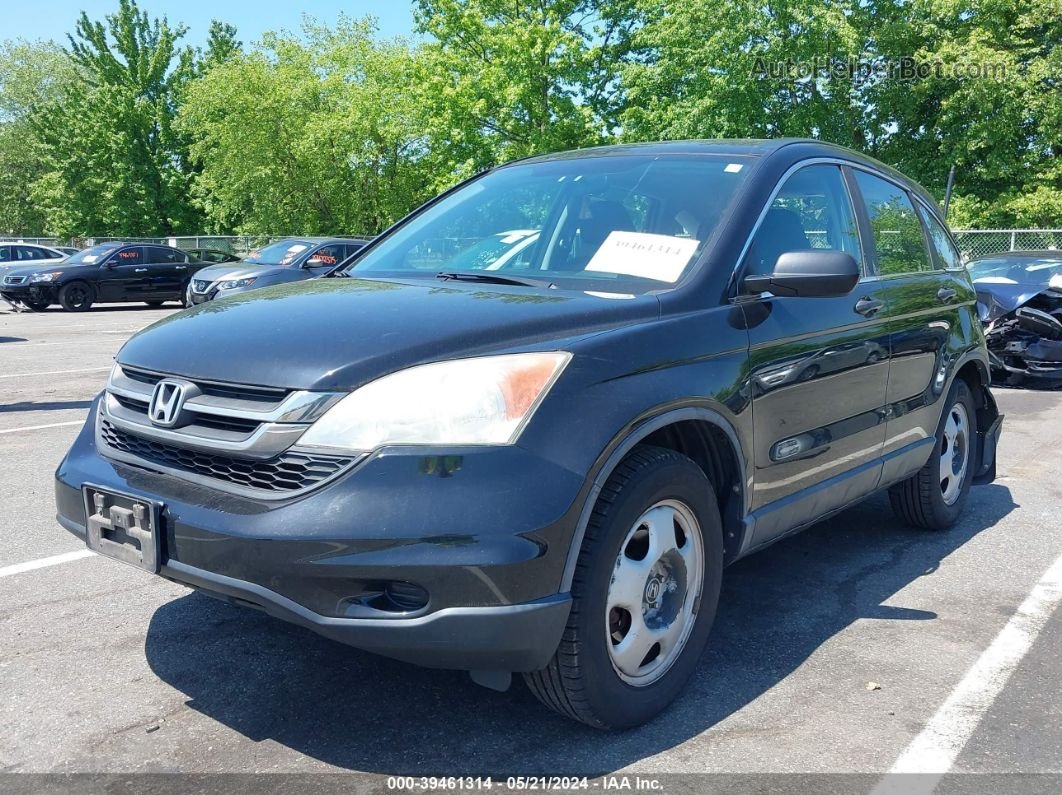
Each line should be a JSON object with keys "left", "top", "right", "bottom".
{"left": 120, "top": 366, "right": 286, "bottom": 404}
{"left": 99, "top": 418, "right": 354, "bottom": 494}
{"left": 3, "top": 276, "right": 26, "bottom": 285}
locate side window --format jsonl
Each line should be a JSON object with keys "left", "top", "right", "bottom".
{"left": 308, "top": 244, "right": 344, "bottom": 267}
{"left": 114, "top": 247, "right": 144, "bottom": 265}
{"left": 149, "top": 246, "right": 184, "bottom": 264}
{"left": 853, "top": 171, "right": 931, "bottom": 275}
{"left": 917, "top": 205, "right": 962, "bottom": 271}
{"left": 0, "top": 246, "right": 10, "bottom": 262}
{"left": 17, "top": 246, "right": 42, "bottom": 260}
{"left": 745, "top": 164, "right": 862, "bottom": 276}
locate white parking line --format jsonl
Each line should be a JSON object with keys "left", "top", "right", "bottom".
{"left": 0, "top": 366, "right": 110, "bottom": 379}
{"left": 0, "top": 549, "right": 94, "bottom": 578}
{"left": 0, "top": 420, "right": 83, "bottom": 434}
{"left": 873, "top": 551, "right": 1062, "bottom": 792}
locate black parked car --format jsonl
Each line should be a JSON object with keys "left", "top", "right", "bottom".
{"left": 1, "top": 242, "right": 202, "bottom": 312}
{"left": 186, "top": 237, "right": 369, "bottom": 305}
{"left": 56, "top": 140, "right": 1002, "bottom": 728}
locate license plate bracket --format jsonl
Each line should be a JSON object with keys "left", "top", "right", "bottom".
{"left": 83, "top": 485, "right": 162, "bottom": 572}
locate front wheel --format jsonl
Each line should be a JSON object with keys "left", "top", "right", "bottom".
{"left": 889, "top": 379, "right": 977, "bottom": 530}
{"left": 524, "top": 445, "right": 723, "bottom": 729}
{"left": 58, "top": 281, "right": 93, "bottom": 312}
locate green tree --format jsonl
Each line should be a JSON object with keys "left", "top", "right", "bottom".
{"left": 30, "top": 0, "right": 201, "bottom": 236}
{"left": 180, "top": 16, "right": 434, "bottom": 235}
{"left": 0, "top": 40, "right": 77, "bottom": 235}
{"left": 869, "top": 0, "right": 1061, "bottom": 227}
{"left": 413, "top": 0, "right": 641, "bottom": 185}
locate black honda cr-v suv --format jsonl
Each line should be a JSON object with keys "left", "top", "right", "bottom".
{"left": 55, "top": 140, "right": 1002, "bottom": 728}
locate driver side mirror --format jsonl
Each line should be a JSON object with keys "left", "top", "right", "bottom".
{"left": 743, "top": 251, "right": 860, "bottom": 298}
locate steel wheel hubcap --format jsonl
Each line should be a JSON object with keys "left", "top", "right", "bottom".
{"left": 605, "top": 499, "right": 703, "bottom": 686}
{"left": 940, "top": 402, "right": 970, "bottom": 505}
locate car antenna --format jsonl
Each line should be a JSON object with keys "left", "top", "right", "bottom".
{"left": 943, "top": 164, "right": 956, "bottom": 219}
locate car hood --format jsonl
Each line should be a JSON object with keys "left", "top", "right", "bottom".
{"left": 3, "top": 261, "right": 66, "bottom": 277}
{"left": 192, "top": 263, "right": 292, "bottom": 283}
{"left": 118, "top": 277, "right": 660, "bottom": 390}
{"left": 973, "top": 279, "right": 1057, "bottom": 322}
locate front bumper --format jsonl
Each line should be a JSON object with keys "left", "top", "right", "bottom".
{"left": 56, "top": 398, "right": 583, "bottom": 671}
{"left": 1, "top": 282, "right": 57, "bottom": 304}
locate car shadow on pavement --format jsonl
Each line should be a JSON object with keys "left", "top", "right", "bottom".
{"left": 0, "top": 399, "right": 94, "bottom": 413}
{"left": 144, "top": 485, "right": 1015, "bottom": 776}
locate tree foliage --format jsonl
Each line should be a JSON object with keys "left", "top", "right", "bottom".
{"left": 178, "top": 17, "right": 434, "bottom": 235}
{"left": 0, "top": 0, "right": 1057, "bottom": 236}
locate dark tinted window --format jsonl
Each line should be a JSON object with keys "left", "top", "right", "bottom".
{"left": 16, "top": 245, "right": 49, "bottom": 260}
{"left": 0, "top": 246, "right": 10, "bottom": 262}
{"left": 306, "top": 244, "right": 344, "bottom": 267}
{"left": 854, "top": 171, "right": 930, "bottom": 275}
{"left": 917, "top": 206, "right": 962, "bottom": 271}
{"left": 148, "top": 246, "right": 186, "bottom": 263}
{"left": 113, "top": 247, "right": 144, "bottom": 265}
{"left": 746, "top": 165, "right": 863, "bottom": 276}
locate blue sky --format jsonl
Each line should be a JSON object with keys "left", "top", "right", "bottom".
{"left": 3, "top": 1, "right": 417, "bottom": 48}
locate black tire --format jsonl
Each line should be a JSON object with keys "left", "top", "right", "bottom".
{"left": 23, "top": 301, "right": 50, "bottom": 312}
{"left": 58, "top": 281, "right": 93, "bottom": 312}
{"left": 889, "top": 378, "right": 978, "bottom": 530}
{"left": 524, "top": 445, "right": 724, "bottom": 729}
{"left": 145, "top": 300, "right": 166, "bottom": 307}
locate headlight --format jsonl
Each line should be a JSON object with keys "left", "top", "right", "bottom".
{"left": 219, "top": 277, "right": 256, "bottom": 289}
{"left": 29, "top": 272, "right": 62, "bottom": 283}
{"left": 298, "top": 352, "right": 572, "bottom": 452}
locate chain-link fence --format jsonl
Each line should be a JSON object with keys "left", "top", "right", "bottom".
{"left": 2, "top": 235, "right": 368, "bottom": 258}
{"left": 7, "top": 229, "right": 1062, "bottom": 261}
{"left": 952, "top": 229, "right": 1062, "bottom": 259}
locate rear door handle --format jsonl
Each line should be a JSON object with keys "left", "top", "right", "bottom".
{"left": 854, "top": 296, "right": 884, "bottom": 317}
{"left": 937, "top": 287, "right": 957, "bottom": 303}
{"left": 134, "top": 268, "right": 148, "bottom": 273}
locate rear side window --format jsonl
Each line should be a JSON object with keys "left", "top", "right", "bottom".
{"left": 745, "top": 164, "right": 863, "bottom": 276}
{"left": 16, "top": 246, "right": 46, "bottom": 260}
{"left": 149, "top": 246, "right": 186, "bottom": 263}
{"left": 853, "top": 171, "right": 931, "bottom": 275}
{"left": 918, "top": 206, "right": 963, "bottom": 270}
{"left": 0, "top": 246, "right": 9, "bottom": 262}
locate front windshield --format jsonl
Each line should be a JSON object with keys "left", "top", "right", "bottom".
{"left": 968, "top": 256, "right": 1062, "bottom": 287}
{"left": 245, "top": 240, "right": 313, "bottom": 267}
{"left": 347, "top": 154, "right": 752, "bottom": 292}
{"left": 65, "top": 244, "right": 120, "bottom": 265}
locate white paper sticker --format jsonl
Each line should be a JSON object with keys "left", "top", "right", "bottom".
{"left": 585, "top": 231, "right": 699, "bottom": 283}
{"left": 725, "top": 163, "right": 744, "bottom": 173}
{"left": 287, "top": 244, "right": 308, "bottom": 253}
{"left": 82, "top": 255, "right": 99, "bottom": 264}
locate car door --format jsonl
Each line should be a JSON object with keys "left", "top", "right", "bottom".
{"left": 144, "top": 246, "right": 189, "bottom": 297}
{"left": 739, "top": 163, "right": 891, "bottom": 547}
{"left": 98, "top": 246, "right": 148, "bottom": 301}
{"left": 849, "top": 169, "right": 976, "bottom": 486}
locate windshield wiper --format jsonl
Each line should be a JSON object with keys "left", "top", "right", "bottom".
{"left": 436, "top": 271, "right": 555, "bottom": 289}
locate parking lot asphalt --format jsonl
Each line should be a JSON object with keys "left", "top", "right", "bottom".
{"left": 1, "top": 303, "right": 1060, "bottom": 790}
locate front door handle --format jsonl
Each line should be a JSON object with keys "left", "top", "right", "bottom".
{"left": 134, "top": 268, "right": 148, "bottom": 273}
{"left": 176, "top": 265, "right": 187, "bottom": 270}
{"left": 854, "top": 296, "right": 884, "bottom": 317}
{"left": 937, "top": 287, "right": 957, "bottom": 303}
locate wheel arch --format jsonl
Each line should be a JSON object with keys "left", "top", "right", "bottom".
{"left": 560, "top": 405, "right": 749, "bottom": 592}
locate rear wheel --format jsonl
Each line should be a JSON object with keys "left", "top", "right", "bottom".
{"left": 889, "top": 379, "right": 977, "bottom": 530}
{"left": 524, "top": 445, "right": 723, "bottom": 729}
{"left": 58, "top": 281, "right": 93, "bottom": 312}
